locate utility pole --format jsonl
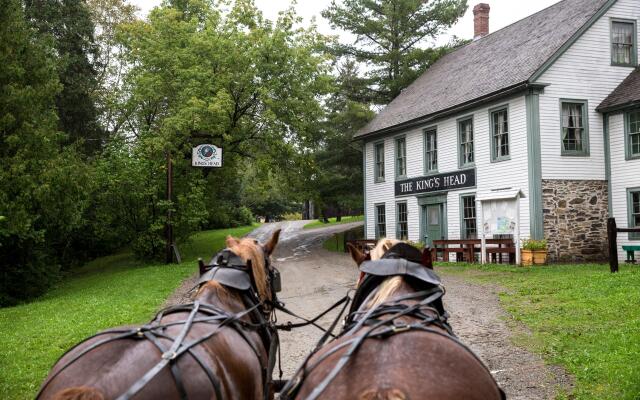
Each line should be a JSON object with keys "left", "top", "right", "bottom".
{"left": 165, "top": 151, "right": 174, "bottom": 264}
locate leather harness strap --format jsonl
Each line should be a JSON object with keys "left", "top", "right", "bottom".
{"left": 37, "top": 248, "right": 281, "bottom": 400}
{"left": 281, "top": 270, "right": 505, "bottom": 400}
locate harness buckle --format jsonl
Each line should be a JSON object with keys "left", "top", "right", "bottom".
{"left": 391, "top": 324, "right": 411, "bottom": 333}
{"left": 162, "top": 351, "right": 177, "bottom": 360}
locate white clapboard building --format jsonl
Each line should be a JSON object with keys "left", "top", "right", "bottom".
{"left": 357, "top": 0, "right": 640, "bottom": 262}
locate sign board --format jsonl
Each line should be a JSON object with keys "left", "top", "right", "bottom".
{"left": 482, "top": 199, "right": 517, "bottom": 235}
{"left": 477, "top": 188, "right": 525, "bottom": 265}
{"left": 192, "top": 144, "right": 222, "bottom": 167}
{"left": 395, "top": 168, "right": 476, "bottom": 197}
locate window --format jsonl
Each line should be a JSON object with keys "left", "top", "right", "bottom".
{"left": 396, "top": 202, "right": 408, "bottom": 240}
{"left": 374, "top": 142, "right": 385, "bottom": 182}
{"left": 560, "top": 100, "right": 589, "bottom": 155}
{"left": 375, "top": 204, "right": 386, "bottom": 239}
{"left": 424, "top": 129, "right": 438, "bottom": 173}
{"left": 626, "top": 110, "right": 640, "bottom": 159}
{"left": 458, "top": 118, "right": 474, "bottom": 167}
{"left": 461, "top": 195, "right": 477, "bottom": 239}
{"left": 629, "top": 189, "right": 640, "bottom": 240}
{"left": 490, "top": 108, "right": 509, "bottom": 161}
{"left": 611, "top": 20, "right": 637, "bottom": 66}
{"left": 395, "top": 137, "right": 406, "bottom": 179}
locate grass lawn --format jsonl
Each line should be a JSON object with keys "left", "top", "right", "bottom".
{"left": 322, "top": 231, "right": 348, "bottom": 252}
{"left": 437, "top": 263, "right": 640, "bottom": 400}
{"left": 0, "top": 224, "right": 257, "bottom": 400}
{"left": 303, "top": 215, "right": 363, "bottom": 230}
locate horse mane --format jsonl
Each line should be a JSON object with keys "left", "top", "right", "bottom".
{"left": 196, "top": 280, "right": 234, "bottom": 303}
{"left": 365, "top": 238, "right": 405, "bottom": 308}
{"left": 369, "top": 238, "right": 401, "bottom": 260}
{"left": 226, "top": 237, "right": 271, "bottom": 302}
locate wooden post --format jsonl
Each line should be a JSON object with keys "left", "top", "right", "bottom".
{"left": 607, "top": 217, "right": 618, "bottom": 273}
{"left": 165, "top": 152, "right": 174, "bottom": 264}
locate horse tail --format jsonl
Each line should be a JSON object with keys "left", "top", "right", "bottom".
{"left": 358, "top": 388, "right": 409, "bottom": 400}
{"left": 52, "top": 386, "right": 105, "bottom": 400}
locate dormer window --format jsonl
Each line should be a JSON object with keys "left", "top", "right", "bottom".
{"left": 611, "top": 19, "right": 637, "bottom": 67}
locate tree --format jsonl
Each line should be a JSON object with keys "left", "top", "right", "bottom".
{"left": 240, "top": 160, "right": 299, "bottom": 222}
{"left": 24, "top": 0, "right": 104, "bottom": 154}
{"left": 86, "top": 0, "right": 138, "bottom": 136}
{"left": 314, "top": 59, "right": 374, "bottom": 220}
{"left": 0, "top": 0, "right": 93, "bottom": 305}
{"left": 322, "top": 0, "right": 468, "bottom": 104}
{"left": 109, "top": 0, "right": 331, "bottom": 258}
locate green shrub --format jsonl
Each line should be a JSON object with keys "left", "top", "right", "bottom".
{"left": 522, "top": 239, "right": 548, "bottom": 251}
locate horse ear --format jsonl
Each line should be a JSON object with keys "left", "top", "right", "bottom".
{"left": 264, "top": 229, "right": 281, "bottom": 256}
{"left": 226, "top": 236, "right": 239, "bottom": 248}
{"left": 347, "top": 243, "right": 368, "bottom": 266}
{"left": 421, "top": 248, "right": 434, "bottom": 270}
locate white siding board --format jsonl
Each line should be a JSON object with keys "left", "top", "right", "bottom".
{"left": 536, "top": 0, "right": 640, "bottom": 180}
{"left": 609, "top": 113, "right": 640, "bottom": 261}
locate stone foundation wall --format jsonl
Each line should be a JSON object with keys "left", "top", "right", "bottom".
{"left": 542, "top": 180, "right": 609, "bottom": 262}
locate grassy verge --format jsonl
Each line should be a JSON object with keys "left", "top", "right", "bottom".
{"left": 322, "top": 231, "right": 347, "bottom": 252}
{"left": 437, "top": 263, "right": 640, "bottom": 400}
{"left": 0, "top": 224, "right": 257, "bottom": 400}
{"left": 303, "top": 215, "right": 363, "bottom": 229}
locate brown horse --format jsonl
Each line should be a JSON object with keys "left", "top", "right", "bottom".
{"left": 284, "top": 239, "right": 504, "bottom": 400}
{"left": 37, "top": 230, "right": 282, "bottom": 400}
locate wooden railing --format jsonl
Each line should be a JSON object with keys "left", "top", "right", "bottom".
{"left": 607, "top": 217, "right": 640, "bottom": 273}
{"left": 432, "top": 239, "right": 515, "bottom": 264}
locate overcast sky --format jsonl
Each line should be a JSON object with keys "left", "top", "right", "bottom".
{"left": 130, "top": 0, "right": 560, "bottom": 45}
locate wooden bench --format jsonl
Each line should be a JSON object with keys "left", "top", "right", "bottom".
{"left": 486, "top": 239, "right": 515, "bottom": 264}
{"left": 622, "top": 245, "right": 640, "bottom": 264}
{"left": 433, "top": 240, "right": 478, "bottom": 263}
{"left": 432, "top": 239, "right": 516, "bottom": 264}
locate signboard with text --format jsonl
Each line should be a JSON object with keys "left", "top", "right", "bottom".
{"left": 395, "top": 168, "right": 476, "bottom": 197}
{"left": 192, "top": 144, "right": 222, "bottom": 167}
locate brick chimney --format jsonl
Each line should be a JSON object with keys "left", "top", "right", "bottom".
{"left": 473, "top": 3, "right": 490, "bottom": 39}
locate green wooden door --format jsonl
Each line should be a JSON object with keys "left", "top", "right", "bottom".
{"left": 422, "top": 204, "right": 443, "bottom": 247}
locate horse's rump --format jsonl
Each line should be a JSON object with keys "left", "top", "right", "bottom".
{"left": 296, "top": 329, "right": 502, "bottom": 400}
{"left": 39, "top": 312, "right": 265, "bottom": 400}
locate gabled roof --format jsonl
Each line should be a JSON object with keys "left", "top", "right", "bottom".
{"left": 356, "top": 0, "right": 613, "bottom": 139}
{"left": 597, "top": 67, "right": 640, "bottom": 112}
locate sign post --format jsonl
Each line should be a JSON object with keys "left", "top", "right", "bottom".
{"left": 165, "top": 151, "right": 175, "bottom": 264}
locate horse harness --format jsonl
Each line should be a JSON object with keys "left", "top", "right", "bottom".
{"left": 36, "top": 248, "right": 282, "bottom": 400}
{"left": 280, "top": 243, "right": 505, "bottom": 400}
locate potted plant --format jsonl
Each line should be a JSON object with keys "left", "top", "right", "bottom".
{"left": 521, "top": 239, "right": 548, "bottom": 266}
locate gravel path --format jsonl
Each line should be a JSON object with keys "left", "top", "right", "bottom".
{"left": 164, "top": 221, "right": 572, "bottom": 399}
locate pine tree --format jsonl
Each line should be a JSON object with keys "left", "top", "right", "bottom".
{"left": 24, "top": 0, "right": 104, "bottom": 154}
{"left": 322, "top": 0, "right": 468, "bottom": 104}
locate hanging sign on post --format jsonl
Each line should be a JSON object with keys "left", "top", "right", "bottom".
{"left": 192, "top": 144, "right": 222, "bottom": 167}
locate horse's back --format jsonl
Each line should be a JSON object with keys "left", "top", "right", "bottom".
{"left": 297, "top": 330, "right": 502, "bottom": 400}
{"left": 39, "top": 317, "right": 264, "bottom": 400}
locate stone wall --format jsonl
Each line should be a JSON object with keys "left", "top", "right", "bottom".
{"left": 542, "top": 180, "right": 609, "bottom": 262}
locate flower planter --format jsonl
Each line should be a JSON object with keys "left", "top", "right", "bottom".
{"left": 521, "top": 249, "right": 534, "bottom": 266}
{"left": 533, "top": 249, "right": 548, "bottom": 265}
{"left": 521, "top": 239, "right": 548, "bottom": 266}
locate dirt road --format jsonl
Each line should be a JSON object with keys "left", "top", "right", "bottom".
{"left": 168, "top": 221, "right": 571, "bottom": 399}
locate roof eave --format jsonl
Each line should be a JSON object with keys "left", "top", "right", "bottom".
{"left": 353, "top": 82, "right": 547, "bottom": 142}
{"left": 597, "top": 100, "right": 640, "bottom": 114}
